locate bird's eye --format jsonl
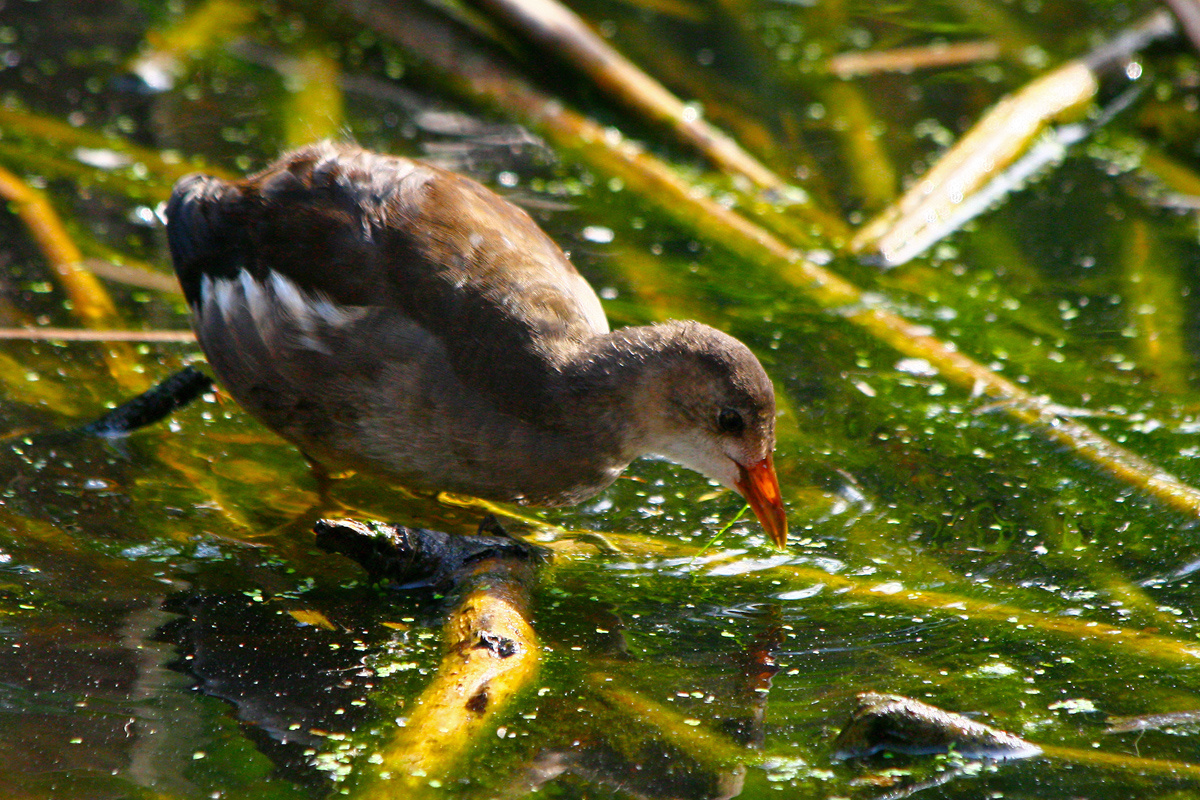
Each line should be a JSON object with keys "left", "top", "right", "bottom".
{"left": 717, "top": 408, "right": 745, "bottom": 435}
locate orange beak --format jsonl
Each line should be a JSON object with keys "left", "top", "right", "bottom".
{"left": 734, "top": 455, "right": 788, "bottom": 549}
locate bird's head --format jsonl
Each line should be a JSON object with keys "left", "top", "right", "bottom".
{"left": 636, "top": 322, "right": 787, "bottom": 548}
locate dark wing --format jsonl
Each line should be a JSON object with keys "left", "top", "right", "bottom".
{"left": 166, "top": 142, "right": 609, "bottom": 420}
{"left": 166, "top": 173, "right": 247, "bottom": 308}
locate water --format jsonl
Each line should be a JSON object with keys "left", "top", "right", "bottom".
{"left": 2, "top": 0, "right": 1200, "bottom": 797}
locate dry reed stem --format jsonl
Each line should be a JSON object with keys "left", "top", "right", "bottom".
{"left": 852, "top": 9, "right": 1176, "bottom": 263}
{"left": 826, "top": 40, "right": 1001, "bottom": 77}
{"left": 852, "top": 60, "right": 1099, "bottom": 261}
{"left": 0, "top": 106, "right": 235, "bottom": 185}
{"left": 84, "top": 258, "right": 183, "bottom": 294}
{"left": 281, "top": 48, "right": 346, "bottom": 148}
{"left": 1039, "top": 743, "right": 1200, "bottom": 780}
{"left": 131, "top": 0, "right": 258, "bottom": 91}
{"left": 773, "top": 561, "right": 1200, "bottom": 666}
{"left": 590, "top": 675, "right": 763, "bottom": 767}
{"left": 1164, "top": 0, "right": 1200, "bottom": 54}
{"left": 0, "top": 163, "right": 116, "bottom": 325}
{"left": 468, "top": 0, "right": 786, "bottom": 192}
{"left": 0, "top": 328, "right": 195, "bottom": 342}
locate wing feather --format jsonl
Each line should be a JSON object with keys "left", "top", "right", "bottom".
{"left": 166, "top": 142, "right": 609, "bottom": 423}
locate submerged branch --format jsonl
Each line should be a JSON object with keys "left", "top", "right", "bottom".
{"left": 1120, "top": 218, "right": 1191, "bottom": 395}
{"left": 833, "top": 693, "right": 1041, "bottom": 761}
{"left": 816, "top": 79, "right": 898, "bottom": 208}
{"left": 833, "top": 693, "right": 1200, "bottom": 782}
{"left": 330, "top": 520, "right": 543, "bottom": 796}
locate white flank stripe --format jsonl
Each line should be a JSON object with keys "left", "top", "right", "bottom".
{"left": 268, "top": 270, "right": 312, "bottom": 329}
{"left": 211, "top": 276, "right": 239, "bottom": 325}
{"left": 240, "top": 270, "right": 269, "bottom": 329}
{"left": 196, "top": 274, "right": 214, "bottom": 315}
{"left": 197, "top": 269, "right": 363, "bottom": 355}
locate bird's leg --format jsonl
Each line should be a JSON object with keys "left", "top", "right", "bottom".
{"left": 303, "top": 453, "right": 353, "bottom": 512}
{"left": 476, "top": 514, "right": 509, "bottom": 537}
{"left": 305, "top": 455, "right": 334, "bottom": 496}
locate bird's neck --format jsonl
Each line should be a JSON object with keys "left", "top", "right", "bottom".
{"left": 424, "top": 323, "right": 696, "bottom": 506}
{"left": 556, "top": 323, "right": 690, "bottom": 456}
{"left": 417, "top": 327, "right": 679, "bottom": 507}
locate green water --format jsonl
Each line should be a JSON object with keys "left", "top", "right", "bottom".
{"left": 2, "top": 0, "right": 1200, "bottom": 797}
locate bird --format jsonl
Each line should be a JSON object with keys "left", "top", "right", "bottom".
{"left": 165, "top": 142, "right": 787, "bottom": 547}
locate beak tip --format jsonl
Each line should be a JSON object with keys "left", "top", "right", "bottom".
{"left": 735, "top": 456, "right": 788, "bottom": 550}
{"left": 765, "top": 508, "right": 788, "bottom": 550}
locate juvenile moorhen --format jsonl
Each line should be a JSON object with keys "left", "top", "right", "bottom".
{"left": 166, "top": 142, "right": 787, "bottom": 545}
